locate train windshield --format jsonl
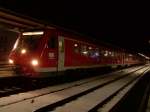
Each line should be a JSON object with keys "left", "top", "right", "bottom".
{"left": 15, "top": 31, "right": 43, "bottom": 51}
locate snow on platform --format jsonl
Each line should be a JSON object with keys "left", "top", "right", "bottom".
{"left": 0, "top": 66, "right": 146, "bottom": 112}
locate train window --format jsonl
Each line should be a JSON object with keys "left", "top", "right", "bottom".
{"left": 81, "top": 45, "right": 88, "bottom": 56}
{"left": 88, "top": 46, "right": 92, "bottom": 50}
{"left": 95, "top": 48, "right": 100, "bottom": 56}
{"left": 104, "top": 50, "right": 108, "bottom": 57}
{"left": 48, "top": 35, "right": 56, "bottom": 49}
{"left": 89, "top": 48, "right": 100, "bottom": 58}
{"left": 74, "top": 43, "right": 80, "bottom": 53}
{"left": 111, "top": 52, "right": 115, "bottom": 57}
{"left": 108, "top": 51, "right": 112, "bottom": 55}
{"left": 89, "top": 49, "right": 95, "bottom": 57}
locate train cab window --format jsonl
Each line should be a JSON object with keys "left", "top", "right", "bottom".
{"left": 18, "top": 33, "right": 42, "bottom": 51}
{"left": 48, "top": 35, "right": 57, "bottom": 49}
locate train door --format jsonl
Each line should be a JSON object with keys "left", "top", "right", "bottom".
{"left": 58, "top": 36, "right": 65, "bottom": 71}
{"left": 44, "top": 32, "right": 58, "bottom": 71}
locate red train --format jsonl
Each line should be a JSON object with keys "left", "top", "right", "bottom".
{"left": 8, "top": 28, "right": 144, "bottom": 78}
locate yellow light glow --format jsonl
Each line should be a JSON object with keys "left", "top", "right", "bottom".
{"left": 9, "top": 59, "right": 14, "bottom": 64}
{"left": 21, "top": 49, "right": 26, "bottom": 54}
{"left": 23, "top": 31, "right": 44, "bottom": 35}
{"left": 31, "top": 59, "right": 38, "bottom": 66}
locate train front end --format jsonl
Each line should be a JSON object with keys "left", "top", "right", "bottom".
{"left": 8, "top": 31, "right": 44, "bottom": 77}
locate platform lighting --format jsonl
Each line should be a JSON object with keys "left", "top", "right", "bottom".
{"left": 23, "top": 31, "right": 44, "bottom": 35}
{"left": 138, "top": 53, "right": 150, "bottom": 59}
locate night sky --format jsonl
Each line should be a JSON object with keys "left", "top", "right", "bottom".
{"left": 0, "top": 1, "right": 150, "bottom": 56}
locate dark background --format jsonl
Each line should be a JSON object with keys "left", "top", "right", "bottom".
{"left": 0, "top": 1, "right": 149, "bottom": 56}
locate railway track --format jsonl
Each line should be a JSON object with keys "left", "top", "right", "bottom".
{"left": 0, "top": 64, "right": 143, "bottom": 98}
{"left": 0, "top": 63, "right": 29, "bottom": 97}
{"left": 0, "top": 63, "right": 16, "bottom": 78}
{"left": 0, "top": 65, "right": 148, "bottom": 112}
{"left": 37, "top": 66, "right": 149, "bottom": 112}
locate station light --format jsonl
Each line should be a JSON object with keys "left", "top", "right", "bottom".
{"left": 138, "top": 53, "right": 150, "bottom": 59}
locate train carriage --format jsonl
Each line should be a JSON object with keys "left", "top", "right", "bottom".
{"left": 8, "top": 28, "right": 143, "bottom": 78}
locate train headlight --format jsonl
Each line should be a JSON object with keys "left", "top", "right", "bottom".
{"left": 9, "top": 59, "right": 14, "bottom": 64}
{"left": 21, "top": 49, "right": 26, "bottom": 54}
{"left": 31, "top": 59, "right": 38, "bottom": 66}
